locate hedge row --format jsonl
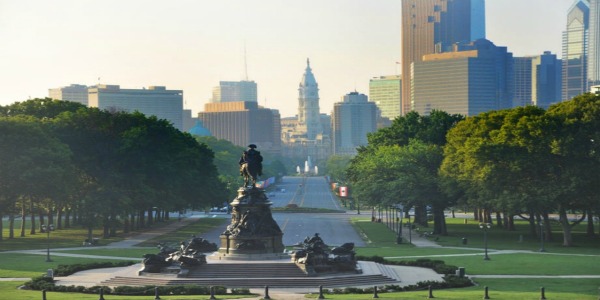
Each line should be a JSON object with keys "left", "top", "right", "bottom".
{"left": 54, "top": 261, "right": 137, "bottom": 276}
{"left": 356, "top": 256, "right": 459, "bottom": 275}
{"left": 24, "top": 277, "right": 251, "bottom": 296}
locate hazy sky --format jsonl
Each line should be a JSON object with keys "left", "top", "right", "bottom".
{"left": 0, "top": 0, "right": 575, "bottom": 118}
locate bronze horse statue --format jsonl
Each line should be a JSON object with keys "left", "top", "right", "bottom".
{"left": 239, "top": 144, "right": 263, "bottom": 188}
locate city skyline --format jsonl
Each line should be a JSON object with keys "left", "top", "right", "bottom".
{"left": 0, "top": 0, "right": 574, "bottom": 118}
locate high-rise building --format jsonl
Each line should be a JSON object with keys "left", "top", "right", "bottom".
{"left": 401, "top": 0, "right": 485, "bottom": 115}
{"left": 533, "top": 52, "right": 563, "bottom": 108}
{"left": 281, "top": 59, "right": 331, "bottom": 162}
{"left": 297, "top": 59, "right": 322, "bottom": 140}
{"left": 48, "top": 84, "right": 89, "bottom": 105}
{"left": 589, "top": 0, "right": 600, "bottom": 86}
{"left": 513, "top": 52, "right": 563, "bottom": 109}
{"left": 198, "top": 101, "right": 281, "bottom": 155}
{"left": 513, "top": 57, "right": 534, "bottom": 108}
{"left": 88, "top": 85, "right": 184, "bottom": 131}
{"left": 332, "top": 92, "right": 377, "bottom": 156}
{"left": 369, "top": 75, "right": 402, "bottom": 120}
{"left": 563, "top": 0, "right": 590, "bottom": 101}
{"left": 211, "top": 81, "right": 257, "bottom": 103}
{"left": 411, "top": 39, "right": 513, "bottom": 117}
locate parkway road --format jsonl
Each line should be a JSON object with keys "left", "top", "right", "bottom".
{"left": 202, "top": 176, "right": 367, "bottom": 247}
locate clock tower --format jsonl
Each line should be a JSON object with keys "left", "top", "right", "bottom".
{"left": 297, "top": 58, "right": 322, "bottom": 140}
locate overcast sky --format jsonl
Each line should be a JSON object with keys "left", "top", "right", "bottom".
{"left": 0, "top": 0, "right": 575, "bottom": 118}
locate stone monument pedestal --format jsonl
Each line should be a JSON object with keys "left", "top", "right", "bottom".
{"left": 214, "top": 187, "right": 286, "bottom": 260}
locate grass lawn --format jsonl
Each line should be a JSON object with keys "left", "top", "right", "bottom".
{"left": 419, "top": 252, "right": 600, "bottom": 275}
{"left": 0, "top": 224, "right": 123, "bottom": 251}
{"left": 136, "top": 217, "right": 227, "bottom": 247}
{"left": 54, "top": 247, "right": 154, "bottom": 258}
{"left": 0, "top": 219, "right": 187, "bottom": 251}
{"left": 0, "top": 253, "right": 136, "bottom": 278}
{"left": 304, "top": 278, "right": 599, "bottom": 299}
{"left": 437, "top": 218, "right": 600, "bottom": 254}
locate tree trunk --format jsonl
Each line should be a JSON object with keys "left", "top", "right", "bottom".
{"left": 0, "top": 211, "right": 3, "bottom": 241}
{"left": 129, "top": 213, "right": 136, "bottom": 231}
{"left": 147, "top": 208, "right": 153, "bottom": 226}
{"left": 47, "top": 207, "right": 54, "bottom": 226}
{"left": 38, "top": 210, "right": 45, "bottom": 232}
{"left": 558, "top": 206, "right": 573, "bottom": 247}
{"left": 20, "top": 203, "right": 26, "bottom": 237}
{"left": 29, "top": 199, "right": 36, "bottom": 235}
{"left": 102, "top": 215, "right": 109, "bottom": 239}
{"left": 542, "top": 212, "right": 553, "bottom": 242}
{"left": 123, "top": 215, "right": 130, "bottom": 234}
{"left": 9, "top": 214, "right": 15, "bottom": 239}
{"left": 56, "top": 205, "right": 63, "bottom": 230}
{"left": 64, "top": 207, "right": 71, "bottom": 228}
{"left": 109, "top": 212, "right": 117, "bottom": 237}
{"left": 138, "top": 210, "right": 145, "bottom": 228}
{"left": 528, "top": 213, "right": 537, "bottom": 236}
{"left": 495, "top": 212, "right": 503, "bottom": 227}
{"left": 507, "top": 214, "right": 515, "bottom": 231}
{"left": 433, "top": 207, "right": 447, "bottom": 235}
{"left": 586, "top": 210, "right": 595, "bottom": 236}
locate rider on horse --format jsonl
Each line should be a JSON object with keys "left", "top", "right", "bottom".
{"left": 239, "top": 144, "right": 263, "bottom": 187}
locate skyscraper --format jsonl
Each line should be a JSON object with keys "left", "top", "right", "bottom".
{"left": 588, "top": 0, "right": 600, "bottom": 86}
{"left": 513, "top": 57, "right": 534, "bottom": 108}
{"left": 297, "top": 59, "right": 322, "bottom": 140}
{"left": 198, "top": 101, "right": 281, "bottom": 155}
{"left": 332, "top": 92, "right": 377, "bottom": 155}
{"left": 513, "top": 52, "right": 563, "bottom": 109}
{"left": 411, "top": 39, "right": 513, "bottom": 116}
{"left": 211, "top": 81, "right": 257, "bottom": 103}
{"left": 369, "top": 75, "right": 402, "bottom": 120}
{"left": 562, "top": 0, "right": 590, "bottom": 101}
{"left": 401, "top": 0, "right": 485, "bottom": 115}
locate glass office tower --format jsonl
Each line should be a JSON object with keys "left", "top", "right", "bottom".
{"left": 562, "top": 0, "right": 590, "bottom": 101}
{"left": 401, "top": 0, "right": 485, "bottom": 115}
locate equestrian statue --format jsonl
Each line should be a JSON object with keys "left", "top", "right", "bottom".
{"left": 239, "top": 144, "right": 263, "bottom": 188}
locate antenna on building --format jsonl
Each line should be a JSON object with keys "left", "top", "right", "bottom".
{"left": 243, "top": 42, "right": 249, "bottom": 81}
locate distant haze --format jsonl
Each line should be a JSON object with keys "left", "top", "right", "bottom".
{"left": 0, "top": 0, "right": 573, "bottom": 118}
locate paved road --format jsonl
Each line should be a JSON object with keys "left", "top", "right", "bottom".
{"left": 268, "top": 176, "right": 341, "bottom": 210}
{"left": 202, "top": 176, "right": 364, "bottom": 247}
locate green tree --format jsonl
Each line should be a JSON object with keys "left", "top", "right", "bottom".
{"left": 325, "top": 155, "right": 352, "bottom": 184}
{"left": 349, "top": 110, "right": 463, "bottom": 231}
{"left": 545, "top": 93, "right": 600, "bottom": 245}
{"left": 0, "top": 116, "right": 72, "bottom": 241}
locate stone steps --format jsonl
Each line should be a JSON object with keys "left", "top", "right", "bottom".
{"left": 186, "top": 262, "right": 306, "bottom": 278}
{"left": 101, "top": 261, "right": 399, "bottom": 288}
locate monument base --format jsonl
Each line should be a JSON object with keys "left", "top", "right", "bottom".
{"left": 207, "top": 251, "right": 290, "bottom": 261}
{"left": 218, "top": 233, "right": 285, "bottom": 256}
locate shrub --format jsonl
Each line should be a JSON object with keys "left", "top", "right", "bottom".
{"left": 54, "top": 261, "right": 136, "bottom": 276}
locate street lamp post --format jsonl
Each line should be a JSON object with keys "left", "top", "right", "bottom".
{"left": 479, "top": 223, "right": 491, "bottom": 260}
{"left": 539, "top": 220, "right": 546, "bottom": 252}
{"left": 41, "top": 224, "right": 54, "bottom": 262}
